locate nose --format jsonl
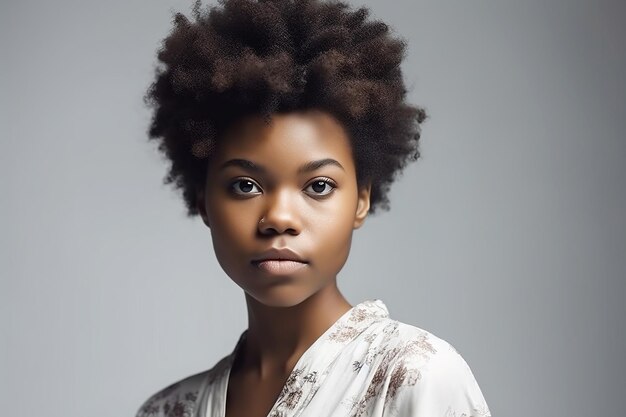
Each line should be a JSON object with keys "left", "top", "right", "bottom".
{"left": 258, "top": 188, "right": 302, "bottom": 236}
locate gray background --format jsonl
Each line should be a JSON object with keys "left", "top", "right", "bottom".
{"left": 2, "top": 0, "right": 624, "bottom": 416}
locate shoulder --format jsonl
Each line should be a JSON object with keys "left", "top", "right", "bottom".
{"left": 379, "top": 320, "right": 492, "bottom": 417}
{"left": 134, "top": 355, "right": 231, "bottom": 417}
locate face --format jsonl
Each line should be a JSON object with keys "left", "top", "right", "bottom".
{"left": 197, "top": 109, "right": 370, "bottom": 308}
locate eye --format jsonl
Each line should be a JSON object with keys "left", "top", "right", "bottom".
{"left": 229, "top": 178, "right": 262, "bottom": 195}
{"left": 304, "top": 178, "right": 337, "bottom": 197}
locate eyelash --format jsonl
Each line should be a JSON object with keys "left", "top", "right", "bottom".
{"left": 228, "top": 177, "right": 338, "bottom": 198}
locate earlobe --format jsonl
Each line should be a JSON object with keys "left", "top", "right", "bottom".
{"left": 196, "top": 190, "right": 211, "bottom": 229}
{"left": 353, "top": 183, "right": 371, "bottom": 229}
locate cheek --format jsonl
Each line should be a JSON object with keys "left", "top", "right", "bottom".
{"left": 207, "top": 200, "right": 256, "bottom": 254}
{"left": 208, "top": 215, "right": 255, "bottom": 281}
{"left": 310, "top": 196, "right": 357, "bottom": 269}
{"left": 209, "top": 192, "right": 250, "bottom": 226}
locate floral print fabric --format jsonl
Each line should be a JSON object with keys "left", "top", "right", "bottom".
{"left": 136, "top": 299, "right": 491, "bottom": 417}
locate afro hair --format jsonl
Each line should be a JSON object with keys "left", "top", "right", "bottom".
{"left": 144, "top": 0, "right": 427, "bottom": 217}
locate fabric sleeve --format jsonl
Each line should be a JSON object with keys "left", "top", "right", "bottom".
{"left": 391, "top": 342, "right": 492, "bottom": 417}
{"left": 133, "top": 377, "right": 203, "bottom": 417}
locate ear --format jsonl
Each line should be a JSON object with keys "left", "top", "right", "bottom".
{"left": 353, "top": 182, "right": 371, "bottom": 229}
{"left": 196, "top": 188, "right": 211, "bottom": 229}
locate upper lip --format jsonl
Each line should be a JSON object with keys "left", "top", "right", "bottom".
{"left": 252, "top": 247, "right": 307, "bottom": 263}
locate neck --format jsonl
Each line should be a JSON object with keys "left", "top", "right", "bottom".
{"left": 240, "top": 282, "right": 352, "bottom": 378}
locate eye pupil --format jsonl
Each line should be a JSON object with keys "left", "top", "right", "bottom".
{"left": 239, "top": 180, "right": 254, "bottom": 193}
{"left": 311, "top": 181, "right": 326, "bottom": 193}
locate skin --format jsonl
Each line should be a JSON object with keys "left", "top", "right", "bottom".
{"left": 196, "top": 109, "right": 371, "bottom": 417}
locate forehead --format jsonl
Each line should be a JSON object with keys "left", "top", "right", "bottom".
{"left": 212, "top": 110, "right": 355, "bottom": 172}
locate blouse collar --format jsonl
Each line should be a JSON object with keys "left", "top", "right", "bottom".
{"left": 221, "top": 299, "right": 390, "bottom": 416}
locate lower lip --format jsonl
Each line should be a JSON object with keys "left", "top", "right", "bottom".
{"left": 252, "top": 260, "right": 308, "bottom": 274}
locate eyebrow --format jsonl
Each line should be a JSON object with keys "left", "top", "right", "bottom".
{"left": 219, "top": 158, "right": 345, "bottom": 174}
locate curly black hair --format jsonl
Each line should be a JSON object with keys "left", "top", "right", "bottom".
{"left": 144, "top": 0, "right": 427, "bottom": 217}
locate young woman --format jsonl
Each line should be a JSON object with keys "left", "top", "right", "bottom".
{"left": 136, "top": 1, "right": 492, "bottom": 416}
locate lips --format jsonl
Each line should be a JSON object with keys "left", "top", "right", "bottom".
{"left": 253, "top": 259, "right": 307, "bottom": 274}
{"left": 251, "top": 247, "right": 307, "bottom": 263}
{"left": 251, "top": 247, "right": 308, "bottom": 274}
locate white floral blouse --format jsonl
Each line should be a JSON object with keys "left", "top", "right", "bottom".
{"left": 136, "top": 299, "right": 492, "bottom": 417}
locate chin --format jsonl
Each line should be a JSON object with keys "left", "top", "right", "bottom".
{"left": 246, "top": 287, "right": 316, "bottom": 309}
